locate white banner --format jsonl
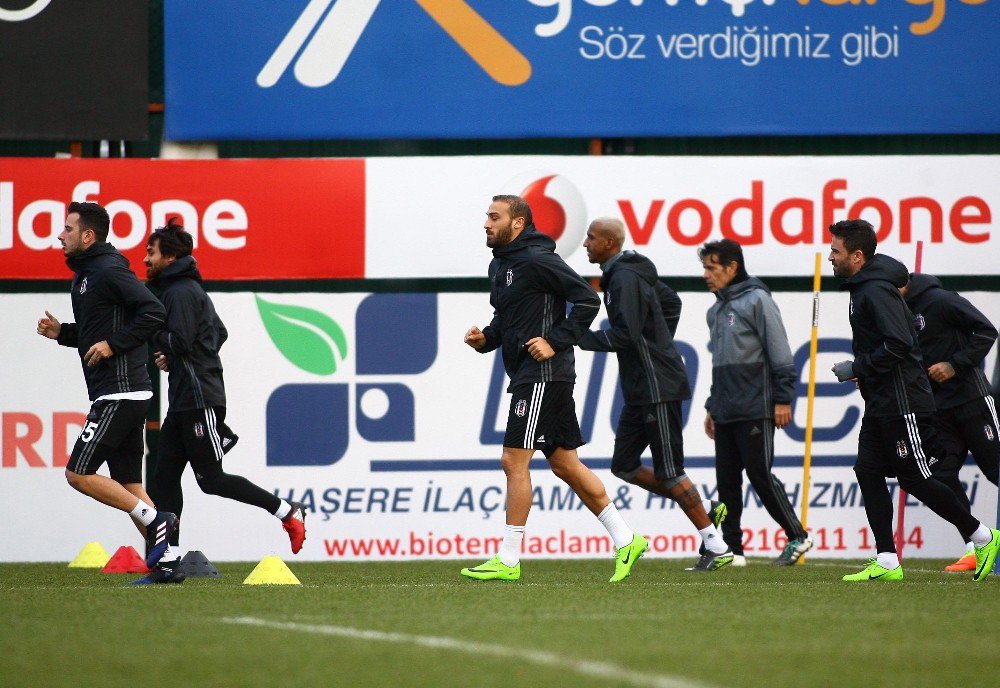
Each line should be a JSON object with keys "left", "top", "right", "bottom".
{"left": 366, "top": 155, "right": 999, "bottom": 277}
{"left": 2, "top": 290, "right": 997, "bottom": 562}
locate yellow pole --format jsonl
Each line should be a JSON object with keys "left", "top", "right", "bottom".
{"left": 799, "top": 252, "right": 822, "bottom": 564}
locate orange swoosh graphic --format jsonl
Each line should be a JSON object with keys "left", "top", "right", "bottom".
{"left": 414, "top": 0, "right": 532, "bottom": 86}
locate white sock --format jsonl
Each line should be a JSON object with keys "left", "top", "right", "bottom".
{"left": 273, "top": 500, "right": 292, "bottom": 520}
{"left": 498, "top": 524, "right": 525, "bottom": 567}
{"left": 699, "top": 525, "right": 728, "bottom": 554}
{"left": 970, "top": 524, "right": 993, "bottom": 547}
{"left": 876, "top": 552, "right": 900, "bottom": 570}
{"left": 598, "top": 503, "right": 634, "bottom": 550}
{"left": 965, "top": 541, "right": 975, "bottom": 554}
{"left": 130, "top": 501, "right": 157, "bottom": 526}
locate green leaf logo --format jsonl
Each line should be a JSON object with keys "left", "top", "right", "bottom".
{"left": 255, "top": 295, "right": 348, "bottom": 375}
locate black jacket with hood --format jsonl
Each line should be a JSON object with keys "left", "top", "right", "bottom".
{"left": 56, "top": 242, "right": 165, "bottom": 401}
{"left": 148, "top": 256, "right": 228, "bottom": 411}
{"left": 842, "top": 254, "right": 934, "bottom": 418}
{"left": 903, "top": 273, "right": 997, "bottom": 411}
{"left": 578, "top": 250, "right": 690, "bottom": 405}
{"left": 479, "top": 225, "right": 600, "bottom": 390}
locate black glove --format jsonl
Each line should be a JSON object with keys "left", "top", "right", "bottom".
{"left": 832, "top": 360, "right": 856, "bottom": 382}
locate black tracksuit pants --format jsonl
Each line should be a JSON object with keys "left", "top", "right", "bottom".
{"left": 714, "top": 419, "right": 807, "bottom": 555}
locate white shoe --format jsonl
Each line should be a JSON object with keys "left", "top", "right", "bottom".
{"left": 731, "top": 554, "right": 747, "bottom": 567}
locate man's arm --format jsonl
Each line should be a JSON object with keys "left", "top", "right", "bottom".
{"left": 579, "top": 271, "right": 645, "bottom": 352}
{"left": 151, "top": 286, "right": 202, "bottom": 356}
{"left": 755, "top": 293, "right": 797, "bottom": 408}
{"left": 655, "top": 281, "right": 682, "bottom": 337}
{"left": 105, "top": 267, "right": 166, "bottom": 354}
{"left": 533, "top": 254, "right": 599, "bottom": 352}
{"left": 852, "top": 286, "right": 913, "bottom": 377}
{"left": 939, "top": 290, "right": 998, "bottom": 373}
{"left": 476, "top": 309, "right": 503, "bottom": 353}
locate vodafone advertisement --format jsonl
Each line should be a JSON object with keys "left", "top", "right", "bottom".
{"left": 0, "top": 159, "right": 365, "bottom": 280}
{"left": 366, "top": 155, "right": 998, "bottom": 278}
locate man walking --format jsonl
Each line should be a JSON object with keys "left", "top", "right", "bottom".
{"left": 578, "top": 218, "right": 732, "bottom": 571}
{"left": 139, "top": 219, "right": 307, "bottom": 583}
{"left": 901, "top": 273, "right": 998, "bottom": 571}
{"left": 36, "top": 201, "right": 177, "bottom": 570}
{"left": 700, "top": 239, "right": 812, "bottom": 566}
{"left": 460, "top": 196, "right": 647, "bottom": 583}
{"left": 829, "top": 219, "right": 999, "bottom": 581}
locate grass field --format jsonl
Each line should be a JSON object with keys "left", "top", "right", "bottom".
{"left": 3, "top": 557, "right": 997, "bottom": 688}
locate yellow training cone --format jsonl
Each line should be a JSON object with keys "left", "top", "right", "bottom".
{"left": 68, "top": 542, "right": 112, "bottom": 568}
{"left": 243, "top": 556, "right": 301, "bottom": 585}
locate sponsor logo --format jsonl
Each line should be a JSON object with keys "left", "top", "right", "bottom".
{"left": 536, "top": 434, "right": 545, "bottom": 443}
{"left": 514, "top": 399, "right": 528, "bottom": 418}
{"left": 0, "top": 0, "right": 50, "bottom": 22}
{"left": 258, "top": 0, "right": 530, "bottom": 89}
{"left": 263, "top": 294, "right": 436, "bottom": 466}
{"left": 896, "top": 440, "right": 908, "bottom": 458}
{"left": 193, "top": 422, "right": 204, "bottom": 438}
{"left": 501, "top": 171, "right": 588, "bottom": 259}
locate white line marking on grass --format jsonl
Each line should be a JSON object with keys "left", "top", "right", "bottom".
{"left": 220, "top": 616, "right": 725, "bottom": 688}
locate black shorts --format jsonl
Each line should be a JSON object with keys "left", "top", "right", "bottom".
{"left": 159, "top": 407, "right": 229, "bottom": 477}
{"left": 855, "top": 412, "right": 944, "bottom": 484}
{"left": 612, "top": 401, "right": 685, "bottom": 482}
{"left": 503, "top": 382, "right": 583, "bottom": 458}
{"left": 67, "top": 398, "right": 148, "bottom": 483}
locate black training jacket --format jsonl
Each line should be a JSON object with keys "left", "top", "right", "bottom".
{"left": 148, "top": 256, "right": 228, "bottom": 411}
{"left": 904, "top": 273, "right": 997, "bottom": 411}
{"left": 841, "top": 254, "right": 934, "bottom": 418}
{"left": 578, "top": 251, "right": 690, "bottom": 405}
{"left": 56, "top": 242, "right": 165, "bottom": 401}
{"left": 480, "top": 225, "right": 600, "bottom": 390}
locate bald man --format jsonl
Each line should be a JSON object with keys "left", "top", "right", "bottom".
{"left": 578, "top": 218, "right": 733, "bottom": 571}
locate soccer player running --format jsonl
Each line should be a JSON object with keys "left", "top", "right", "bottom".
{"left": 138, "top": 219, "right": 306, "bottom": 584}
{"left": 460, "top": 196, "right": 647, "bottom": 583}
{"left": 828, "top": 219, "right": 1000, "bottom": 581}
{"left": 700, "top": 239, "right": 813, "bottom": 566}
{"left": 35, "top": 202, "right": 177, "bottom": 570}
{"left": 577, "top": 218, "right": 732, "bottom": 571}
{"left": 900, "top": 272, "right": 999, "bottom": 571}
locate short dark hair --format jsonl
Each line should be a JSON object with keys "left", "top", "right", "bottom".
{"left": 148, "top": 217, "right": 193, "bottom": 259}
{"left": 492, "top": 194, "right": 533, "bottom": 226}
{"left": 698, "top": 238, "right": 748, "bottom": 280}
{"left": 829, "top": 219, "right": 876, "bottom": 259}
{"left": 68, "top": 201, "right": 110, "bottom": 242}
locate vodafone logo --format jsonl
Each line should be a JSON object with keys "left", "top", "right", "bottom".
{"left": 503, "top": 171, "right": 588, "bottom": 259}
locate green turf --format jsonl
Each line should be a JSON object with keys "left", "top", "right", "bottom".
{"left": 2, "top": 558, "right": 996, "bottom": 688}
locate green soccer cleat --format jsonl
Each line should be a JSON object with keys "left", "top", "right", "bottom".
{"left": 709, "top": 500, "right": 728, "bottom": 529}
{"left": 460, "top": 555, "right": 520, "bottom": 582}
{"left": 610, "top": 533, "right": 648, "bottom": 583}
{"left": 842, "top": 559, "right": 904, "bottom": 582}
{"left": 973, "top": 528, "right": 1000, "bottom": 582}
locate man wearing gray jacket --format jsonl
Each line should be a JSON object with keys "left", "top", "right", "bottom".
{"left": 700, "top": 239, "right": 812, "bottom": 566}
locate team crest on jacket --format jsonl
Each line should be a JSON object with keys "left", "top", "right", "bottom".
{"left": 514, "top": 399, "right": 527, "bottom": 417}
{"left": 506, "top": 269, "right": 513, "bottom": 286}
{"left": 896, "top": 440, "right": 908, "bottom": 458}
{"left": 79, "top": 277, "right": 88, "bottom": 294}
{"left": 914, "top": 314, "right": 926, "bottom": 331}
{"left": 193, "top": 422, "right": 205, "bottom": 438}
{"left": 726, "top": 312, "right": 735, "bottom": 326}
{"left": 604, "top": 291, "right": 611, "bottom": 306}
{"left": 986, "top": 425, "right": 995, "bottom": 442}
{"left": 849, "top": 298, "right": 854, "bottom": 316}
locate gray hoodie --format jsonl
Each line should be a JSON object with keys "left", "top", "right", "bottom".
{"left": 705, "top": 276, "right": 796, "bottom": 423}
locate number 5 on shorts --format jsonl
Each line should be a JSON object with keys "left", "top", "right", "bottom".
{"left": 80, "top": 421, "right": 99, "bottom": 443}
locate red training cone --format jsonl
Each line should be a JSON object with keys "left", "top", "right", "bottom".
{"left": 101, "top": 546, "right": 151, "bottom": 574}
